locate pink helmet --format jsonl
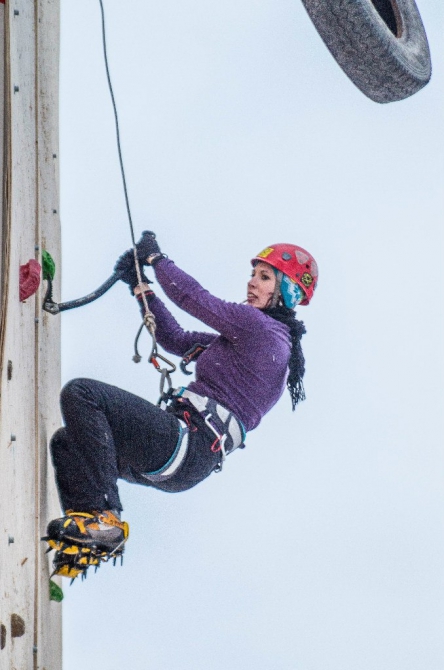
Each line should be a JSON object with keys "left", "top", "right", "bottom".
{"left": 251, "top": 243, "right": 318, "bottom": 305}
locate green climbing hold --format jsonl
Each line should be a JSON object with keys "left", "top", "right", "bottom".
{"left": 42, "top": 250, "right": 56, "bottom": 281}
{"left": 49, "top": 579, "right": 63, "bottom": 602}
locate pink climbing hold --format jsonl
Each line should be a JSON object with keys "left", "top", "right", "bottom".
{"left": 19, "top": 259, "right": 42, "bottom": 302}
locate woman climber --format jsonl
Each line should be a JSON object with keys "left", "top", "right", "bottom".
{"left": 43, "top": 233, "right": 318, "bottom": 580}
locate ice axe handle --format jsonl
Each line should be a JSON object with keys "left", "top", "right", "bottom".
{"left": 43, "top": 272, "right": 121, "bottom": 314}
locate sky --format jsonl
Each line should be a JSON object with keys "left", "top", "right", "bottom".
{"left": 58, "top": 2, "right": 443, "bottom": 669}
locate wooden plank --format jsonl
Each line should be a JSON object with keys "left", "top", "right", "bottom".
{"left": 0, "top": 2, "right": 38, "bottom": 667}
{"left": 0, "top": 1, "right": 4, "bottom": 288}
{"left": 0, "top": 0, "right": 62, "bottom": 667}
{"left": 35, "top": 0, "right": 63, "bottom": 665}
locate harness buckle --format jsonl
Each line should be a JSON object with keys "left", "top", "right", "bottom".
{"left": 204, "top": 413, "right": 227, "bottom": 472}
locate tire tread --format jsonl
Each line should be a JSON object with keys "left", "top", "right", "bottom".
{"left": 301, "top": 0, "right": 431, "bottom": 103}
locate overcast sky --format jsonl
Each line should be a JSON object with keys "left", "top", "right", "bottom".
{"left": 58, "top": 2, "right": 443, "bottom": 668}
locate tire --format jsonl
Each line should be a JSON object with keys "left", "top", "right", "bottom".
{"left": 300, "top": 0, "right": 431, "bottom": 103}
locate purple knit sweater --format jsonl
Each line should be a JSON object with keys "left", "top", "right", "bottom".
{"left": 149, "top": 259, "right": 291, "bottom": 432}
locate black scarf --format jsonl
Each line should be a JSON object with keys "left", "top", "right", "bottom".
{"left": 263, "top": 306, "right": 306, "bottom": 411}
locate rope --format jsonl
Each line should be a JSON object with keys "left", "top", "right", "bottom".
{"left": 98, "top": 0, "right": 155, "bottom": 336}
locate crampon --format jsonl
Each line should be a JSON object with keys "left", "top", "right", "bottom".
{"left": 42, "top": 510, "right": 129, "bottom": 583}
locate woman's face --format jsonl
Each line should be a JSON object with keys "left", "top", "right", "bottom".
{"left": 247, "top": 261, "right": 277, "bottom": 309}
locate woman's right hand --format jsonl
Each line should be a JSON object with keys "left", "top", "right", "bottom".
{"left": 114, "top": 249, "right": 151, "bottom": 289}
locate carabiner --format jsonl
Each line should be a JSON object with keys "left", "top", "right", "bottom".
{"left": 150, "top": 351, "right": 176, "bottom": 375}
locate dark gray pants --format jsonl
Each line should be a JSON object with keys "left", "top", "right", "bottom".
{"left": 50, "top": 378, "right": 220, "bottom": 513}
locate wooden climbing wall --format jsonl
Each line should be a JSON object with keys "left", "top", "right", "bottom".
{"left": 0, "top": 0, "right": 62, "bottom": 667}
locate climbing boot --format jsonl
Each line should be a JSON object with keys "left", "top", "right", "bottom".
{"left": 42, "top": 510, "right": 129, "bottom": 581}
{"left": 44, "top": 510, "right": 129, "bottom": 554}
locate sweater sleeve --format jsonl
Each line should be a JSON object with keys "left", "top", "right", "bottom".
{"left": 136, "top": 292, "right": 217, "bottom": 357}
{"left": 153, "top": 258, "right": 265, "bottom": 342}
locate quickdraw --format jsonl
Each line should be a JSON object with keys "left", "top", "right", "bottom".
{"left": 170, "top": 388, "right": 246, "bottom": 472}
{"left": 133, "top": 331, "right": 208, "bottom": 405}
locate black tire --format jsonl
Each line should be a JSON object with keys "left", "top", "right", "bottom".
{"left": 300, "top": 0, "right": 431, "bottom": 103}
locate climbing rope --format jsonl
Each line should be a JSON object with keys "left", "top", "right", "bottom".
{"left": 98, "top": 0, "right": 176, "bottom": 395}
{"left": 97, "top": 0, "right": 154, "bottom": 334}
{"left": 43, "top": 2, "right": 176, "bottom": 396}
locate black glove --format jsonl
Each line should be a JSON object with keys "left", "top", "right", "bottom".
{"left": 136, "top": 231, "right": 162, "bottom": 264}
{"left": 114, "top": 249, "right": 152, "bottom": 292}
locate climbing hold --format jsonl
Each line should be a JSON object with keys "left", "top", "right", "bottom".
{"left": 42, "top": 250, "right": 55, "bottom": 281}
{"left": 49, "top": 579, "right": 64, "bottom": 602}
{"left": 10, "top": 613, "right": 25, "bottom": 638}
{"left": 19, "top": 259, "right": 41, "bottom": 302}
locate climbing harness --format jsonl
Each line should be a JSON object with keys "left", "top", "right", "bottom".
{"left": 144, "top": 387, "right": 245, "bottom": 476}
{"left": 140, "top": 386, "right": 246, "bottom": 481}
{"left": 170, "top": 388, "right": 246, "bottom": 472}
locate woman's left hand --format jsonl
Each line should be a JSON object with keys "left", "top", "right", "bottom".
{"left": 136, "top": 231, "right": 161, "bottom": 263}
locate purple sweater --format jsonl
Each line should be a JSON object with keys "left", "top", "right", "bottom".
{"left": 148, "top": 259, "right": 291, "bottom": 432}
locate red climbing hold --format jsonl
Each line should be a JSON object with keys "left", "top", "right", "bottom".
{"left": 19, "top": 259, "right": 41, "bottom": 302}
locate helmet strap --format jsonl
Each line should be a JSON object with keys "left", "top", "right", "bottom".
{"left": 270, "top": 271, "right": 283, "bottom": 308}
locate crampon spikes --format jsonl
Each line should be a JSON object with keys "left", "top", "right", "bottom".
{"left": 46, "top": 543, "right": 126, "bottom": 582}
